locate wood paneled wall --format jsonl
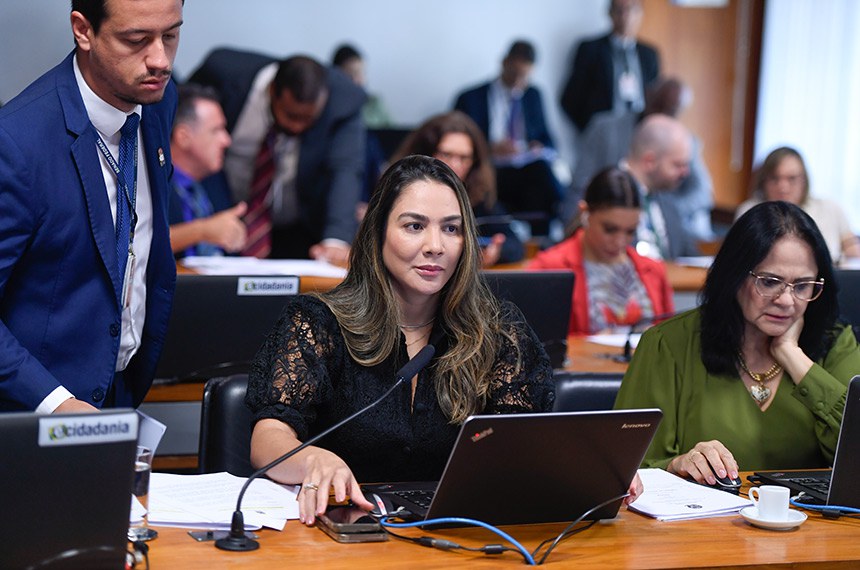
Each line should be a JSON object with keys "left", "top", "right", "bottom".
{"left": 639, "top": 0, "right": 765, "bottom": 210}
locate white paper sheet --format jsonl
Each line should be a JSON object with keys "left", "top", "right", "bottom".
{"left": 629, "top": 469, "right": 752, "bottom": 521}
{"left": 145, "top": 472, "right": 299, "bottom": 530}
{"left": 181, "top": 256, "right": 347, "bottom": 278}
{"left": 585, "top": 333, "right": 641, "bottom": 349}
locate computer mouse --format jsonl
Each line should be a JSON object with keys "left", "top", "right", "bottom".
{"left": 368, "top": 493, "right": 396, "bottom": 517}
{"left": 714, "top": 473, "right": 743, "bottom": 490}
{"left": 689, "top": 470, "right": 742, "bottom": 494}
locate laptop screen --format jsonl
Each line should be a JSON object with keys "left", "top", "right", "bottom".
{"left": 0, "top": 410, "right": 139, "bottom": 569}
{"left": 156, "top": 274, "right": 298, "bottom": 380}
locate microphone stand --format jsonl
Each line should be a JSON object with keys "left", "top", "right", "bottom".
{"left": 611, "top": 312, "right": 677, "bottom": 364}
{"left": 215, "top": 344, "right": 436, "bottom": 552}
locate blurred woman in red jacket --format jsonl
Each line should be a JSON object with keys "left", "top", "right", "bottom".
{"left": 529, "top": 166, "right": 673, "bottom": 335}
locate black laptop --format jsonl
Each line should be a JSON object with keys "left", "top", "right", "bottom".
{"left": 482, "top": 270, "right": 575, "bottom": 369}
{"left": 363, "top": 408, "right": 662, "bottom": 526}
{"left": 0, "top": 409, "right": 139, "bottom": 569}
{"left": 156, "top": 274, "right": 298, "bottom": 380}
{"left": 754, "top": 375, "right": 860, "bottom": 509}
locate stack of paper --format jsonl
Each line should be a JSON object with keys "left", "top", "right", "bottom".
{"left": 143, "top": 472, "right": 300, "bottom": 530}
{"left": 629, "top": 469, "right": 752, "bottom": 521}
{"left": 181, "top": 256, "right": 347, "bottom": 278}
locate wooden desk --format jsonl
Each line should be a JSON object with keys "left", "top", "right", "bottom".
{"left": 664, "top": 261, "right": 707, "bottom": 293}
{"left": 147, "top": 474, "right": 860, "bottom": 569}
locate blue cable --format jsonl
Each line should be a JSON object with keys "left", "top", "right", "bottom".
{"left": 380, "top": 516, "right": 537, "bottom": 565}
{"left": 790, "top": 497, "right": 860, "bottom": 515}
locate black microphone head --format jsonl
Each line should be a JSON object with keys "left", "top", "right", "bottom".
{"left": 396, "top": 344, "right": 436, "bottom": 382}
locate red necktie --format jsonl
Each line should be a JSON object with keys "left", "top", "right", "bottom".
{"left": 242, "top": 129, "right": 276, "bottom": 258}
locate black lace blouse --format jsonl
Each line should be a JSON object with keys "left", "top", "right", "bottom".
{"left": 245, "top": 295, "right": 555, "bottom": 482}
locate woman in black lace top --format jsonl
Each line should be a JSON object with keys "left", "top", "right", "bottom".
{"left": 246, "top": 156, "right": 555, "bottom": 524}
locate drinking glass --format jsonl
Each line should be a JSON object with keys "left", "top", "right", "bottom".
{"left": 128, "top": 446, "right": 158, "bottom": 541}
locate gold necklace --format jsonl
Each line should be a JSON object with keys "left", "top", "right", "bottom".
{"left": 405, "top": 330, "right": 431, "bottom": 348}
{"left": 737, "top": 351, "right": 782, "bottom": 405}
{"left": 399, "top": 317, "right": 435, "bottom": 331}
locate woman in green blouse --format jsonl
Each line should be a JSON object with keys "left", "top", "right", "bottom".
{"left": 615, "top": 201, "right": 860, "bottom": 485}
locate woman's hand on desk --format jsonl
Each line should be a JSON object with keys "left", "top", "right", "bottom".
{"left": 296, "top": 447, "right": 374, "bottom": 525}
{"left": 625, "top": 473, "right": 644, "bottom": 505}
{"left": 251, "top": 419, "right": 373, "bottom": 525}
{"left": 667, "top": 440, "right": 739, "bottom": 485}
{"left": 480, "top": 233, "right": 506, "bottom": 268}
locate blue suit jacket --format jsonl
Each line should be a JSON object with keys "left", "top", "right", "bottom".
{"left": 0, "top": 52, "right": 177, "bottom": 411}
{"left": 189, "top": 48, "right": 367, "bottom": 245}
{"left": 454, "top": 81, "right": 555, "bottom": 149}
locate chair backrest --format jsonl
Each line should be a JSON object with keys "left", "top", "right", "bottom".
{"left": 198, "top": 374, "right": 254, "bottom": 476}
{"left": 482, "top": 270, "right": 574, "bottom": 368}
{"left": 835, "top": 269, "right": 860, "bottom": 328}
{"left": 552, "top": 371, "right": 624, "bottom": 412}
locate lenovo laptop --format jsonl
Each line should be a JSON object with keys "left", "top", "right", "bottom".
{"left": 754, "top": 375, "right": 860, "bottom": 510}
{"left": 363, "top": 408, "right": 662, "bottom": 526}
{"left": 0, "top": 409, "right": 139, "bottom": 569}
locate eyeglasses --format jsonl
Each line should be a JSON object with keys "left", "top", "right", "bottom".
{"left": 764, "top": 174, "right": 805, "bottom": 187}
{"left": 434, "top": 151, "right": 474, "bottom": 166}
{"left": 748, "top": 271, "right": 824, "bottom": 302}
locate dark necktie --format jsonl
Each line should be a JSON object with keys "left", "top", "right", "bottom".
{"left": 242, "top": 128, "right": 276, "bottom": 258}
{"left": 508, "top": 94, "right": 524, "bottom": 143}
{"left": 116, "top": 112, "right": 140, "bottom": 283}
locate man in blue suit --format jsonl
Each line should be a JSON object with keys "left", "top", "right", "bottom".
{"left": 0, "top": 0, "right": 183, "bottom": 413}
{"left": 455, "top": 40, "right": 561, "bottom": 236}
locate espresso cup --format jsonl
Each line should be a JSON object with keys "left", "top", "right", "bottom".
{"left": 749, "top": 485, "right": 790, "bottom": 521}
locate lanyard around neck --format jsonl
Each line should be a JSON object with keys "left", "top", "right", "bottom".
{"left": 95, "top": 131, "right": 139, "bottom": 242}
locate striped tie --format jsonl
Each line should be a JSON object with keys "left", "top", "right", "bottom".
{"left": 242, "top": 129, "right": 276, "bottom": 258}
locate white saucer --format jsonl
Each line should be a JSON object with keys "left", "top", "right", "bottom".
{"left": 740, "top": 506, "right": 807, "bottom": 530}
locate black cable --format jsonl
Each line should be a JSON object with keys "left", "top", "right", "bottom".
{"left": 532, "top": 492, "right": 629, "bottom": 565}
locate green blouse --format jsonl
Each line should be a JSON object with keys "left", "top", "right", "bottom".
{"left": 614, "top": 309, "right": 860, "bottom": 471}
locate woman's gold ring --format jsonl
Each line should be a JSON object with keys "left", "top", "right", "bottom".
{"left": 304, "top": 482, "right": 320, "bottom": 492}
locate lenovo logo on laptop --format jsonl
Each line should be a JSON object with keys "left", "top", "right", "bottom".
{"left": 470, "top": 427, "right": 494, "bottom": 442}
{"left": 622, "top": 422, "right": 653, "bottom": 429}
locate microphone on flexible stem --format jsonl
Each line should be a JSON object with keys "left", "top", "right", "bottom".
{"left": 612, "top": 312, "right": 677, "bottom": 363}
{"left": 215, "top": 343, "right": 437, "bottom": 552}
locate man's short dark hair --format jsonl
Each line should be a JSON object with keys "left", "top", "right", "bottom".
{"left": 273, "top": 56, "right": 328, "bottom": 103}
{"left": 174, "top": 83, "right": 221, "bottom": 129}
{"left": 71, "top": 0, "right": 184, "bottom": 34}
{"left": 506, "top": 40, "right": 536, "bottom": 64}
{"left": 71, "top": 0, "right": 108, "bottom": 34}
{"left": 332, "top": 44, "right": 361, "bottom": 67}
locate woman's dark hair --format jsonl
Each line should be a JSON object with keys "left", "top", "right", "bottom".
{"left": 700, "top": 201, "right": 838, "bottom": 374}
{"left": 566, "top": 166, "right": 640, "bottom": 236}
{"left": 391, "top": 111, "right": 496, "bottom": 209}
{"left": 751, "top": 146, "right": 810, "bottom": 204}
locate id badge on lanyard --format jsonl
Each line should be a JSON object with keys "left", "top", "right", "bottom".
{"left": 96, "top": 131, "right": 138, "bottom": 308}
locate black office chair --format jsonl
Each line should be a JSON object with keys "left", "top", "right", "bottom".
{"left": 552, "top": 371, "right": 624, "bottom": 412}
{"left": 198, "top": 374, "right": 254, "bottom": 476}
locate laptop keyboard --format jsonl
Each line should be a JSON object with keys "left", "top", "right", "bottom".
{"left": 783, "top": 476, "right": 831, "bottom": 496}
{"left": 393, "top": 490, "right": 435, "bottom": 510}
